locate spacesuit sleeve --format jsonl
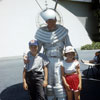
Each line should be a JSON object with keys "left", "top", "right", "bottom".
{"left": 64, "top": 33, "right": 79, "bottom": 60}
{"left": 38, "top": 40, "right": 43, "bottom": 53}
{"left": 64, "top": 34, "right": 72, "bottom": 46}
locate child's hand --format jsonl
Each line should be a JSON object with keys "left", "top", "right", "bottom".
{"left": 78, "top": 84, "right": 82, "bottom": 91}
{"left": 23, "top": 82, "right": 28, "bottom": 90}
{"left": 43, "top": 80, "right": 48, "bottom": 87}
{"left": 23, "top": 55, "right": 29, "bottom": 64}
{"left": 65, "top": 84, "right": 70, "bottom": 91}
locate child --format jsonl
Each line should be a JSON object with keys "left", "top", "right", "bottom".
{"left": 61, "top": 46, "right": 82, "bottom": 100}
{"left": 23, "top": 39, "right": 49, "bottom": 100}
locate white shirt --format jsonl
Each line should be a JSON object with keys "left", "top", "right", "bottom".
{"left": 61, "top": 60, "right": 79, "bottom": 74}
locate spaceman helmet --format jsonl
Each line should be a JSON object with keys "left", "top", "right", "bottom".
{"left": 40, "top": 8, "right": 56, "bottom": 21}
{"left": 36, "top": 0, "right": 63, "bottom": 28}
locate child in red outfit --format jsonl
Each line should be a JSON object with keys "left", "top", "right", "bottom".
{"left": 61, "top": 46, "right": 82, "bottom": 100}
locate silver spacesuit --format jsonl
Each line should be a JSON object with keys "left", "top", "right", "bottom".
{"left": 35, "top": 23, "right": 72, "bottom": 100}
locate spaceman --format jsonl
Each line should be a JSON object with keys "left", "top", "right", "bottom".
{"left": 35, "top": 8, "right": 72, "bottom": 100}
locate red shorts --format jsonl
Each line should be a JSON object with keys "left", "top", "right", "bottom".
{"left": 65, "top": 74, "right": 79, "bottom": 92}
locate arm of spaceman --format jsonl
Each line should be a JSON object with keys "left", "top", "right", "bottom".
{"left": 64, "top": 34, "right": 72, "bottom": 46}
{"left": 64, "top": 35, "right": 79, "bottom": 60}
{"left": 37, "top": 40, "right": 43, "bottom": 53}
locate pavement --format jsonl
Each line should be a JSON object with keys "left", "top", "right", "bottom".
{"left": 0, "top": 50, "right": 100, "bottom": 100}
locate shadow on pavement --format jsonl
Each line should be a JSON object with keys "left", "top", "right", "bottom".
{"left": 0, "top": 83, "right": 29, "bottom": 100}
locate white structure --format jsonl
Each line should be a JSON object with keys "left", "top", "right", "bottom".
{"left": 0, "top": 0, "right": 92, "bottom": 57}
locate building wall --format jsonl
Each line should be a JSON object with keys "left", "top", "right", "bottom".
{"left": 58, "top": 0, "right": 98, "bottom": 41}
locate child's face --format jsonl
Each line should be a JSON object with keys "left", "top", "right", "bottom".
{"left": 29, "top": 45, "right": 38, "bottom": 55}
{"left": 65, "top": 52, "right": 75, "bottom": 60}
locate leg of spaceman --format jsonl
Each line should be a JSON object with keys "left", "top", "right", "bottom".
{"left": 47, "top": 58, "right": 56, "bottom": 100}
{"left": 46, "top": 85, "right": 55, "bottom": 100}
{"left": 47, "top": 96, "right": 55, "bottom": 100}
{"left": 58, "top": 97, "right": 66, "bottom": 100}
{"left": 53, "top": 59, "right": 67, "bottom": 100}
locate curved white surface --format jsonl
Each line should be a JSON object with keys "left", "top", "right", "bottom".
{"left": 0, "top": 0, "right": 92, "bottom": 57}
